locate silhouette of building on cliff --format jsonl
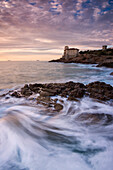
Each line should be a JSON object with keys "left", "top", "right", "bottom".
{"left": 102, "top": 45, "right": 107, "bottom": 50}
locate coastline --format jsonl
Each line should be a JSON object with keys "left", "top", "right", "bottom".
{"left": 49, "top": 53, "right": 113, "bottom": 68}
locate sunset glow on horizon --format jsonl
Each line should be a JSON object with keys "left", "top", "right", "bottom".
{"left": 0, "top": 0, "right": 113, "bottom": 61}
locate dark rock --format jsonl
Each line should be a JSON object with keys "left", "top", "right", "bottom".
{"left": 54, "top": 103, "right": 63, "bottom": 111}
{"left": 21, "top": 85, "right": 33, "bottom": 96}
{"left": 68, "top": 96, "right": 79, "bottom": 101}
{"left": 37, "top": 96, "right": 53, "bottom": 107}
{"left": 29, "top": 83, "right": 44, "bottom": 91}
{"left": 42, "top": 88, "right": 57, "bottom": 95}
{"left": 110, "top": 72, "right": 113, "bottom": 75}
{"left": 65, "top": 81, "right": 76, "bottom": 89}
{"left": 6, "top": 81, "right": 113, "bottom": 102}
{"left": 29, "top": 84, "right": 40, "bottom": 93}
{"left": 59, "top": 99, "right": 64, "bottom": 103}
{"left": 11, "top": 91, "right": 22, "bottom": 98}
{"left": 69, "top": 88, "right": 85, "bottom": 98}
{"left": 5, "top": 96, "right": 10, "bottom": 99}
{"left": 76, "top": 113, "right": 113, "bottom": 125}
{"left": 97, "top": 62, "right": 113, "bottom": 68}
{"left": 40, "top": 91, "right": 55, "bottom": 97}
{"left": 86, "top": 81, "right": 113, "bottom": 100}
{"left": 74, "top": 83, "right": 86, "bottom": 89}
{"left": 53, "top": 98, "right": 58, "bottom": 103}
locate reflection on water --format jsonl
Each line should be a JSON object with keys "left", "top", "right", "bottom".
{"left": 0, "top": 97, "right": 113, "bottom": 170}
{"left": 0, "top": 61, "right": 113, "bottom": 89}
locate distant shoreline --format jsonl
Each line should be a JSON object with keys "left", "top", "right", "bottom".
{"left": 49, "top": 48, "right": 113, "bottom": 68}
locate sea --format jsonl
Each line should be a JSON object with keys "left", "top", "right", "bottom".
{"left": 0, "top": 61, "right": 113, "bottom": 170}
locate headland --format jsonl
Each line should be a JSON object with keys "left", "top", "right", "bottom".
{"left": 49, "top": 45, "right": 113, "bottom": 68}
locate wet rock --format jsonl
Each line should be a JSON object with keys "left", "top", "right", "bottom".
{"left": 37, "top": 96, "right": 53, "bottom": 107}
{"left": 53, "top": 98, "right": 58, "bottom": 103}
{"left": 42, "top": 88, "right": 57, "bottom": 95}
{"left": 54, "top": 103, "right": 63, "bottom": 111}
{"left": 86, "top": 81, "right": 113, "bottom": 100}
{"left": 59, "top": 99, "right": 64, "bottom": 103}
{"left": 74, "top": 83, "right": 86, "bottom": 89}
{"left": 29, "top": 84, "right": 40, "bottom": 93}
{"left": 60, "top": 91, "right": 68, "bottom": 97}
{"left": 6, "top": 81, "right": 113, "bottom": 103}
{"left": 110, "top": 72, "right": 113, "bottom": 75}
{"left": 5, "top": 96, "right": 10, "bottom": 99}
{"left": 76, "top": 113, "right": 113, "bottom": 125}
{"left": 21, "top": 85, "right": 33, "bottom": 96}
{"left": 69, "top": 88, "right": 85, "bottom": 98}
{"left": 40, "top": 91, "right": 55, "bottom": 97}
{"left": 65, "top": 81, "right": 76, "bottom": 89}
{"left": 97, "top": 62, "right": 113, "bottom": 68}
{"left": 68, "top": 96, "right": 79, "bottom": 101}
{"left": 11, "top": 91, "right": 22, "bottom": 98}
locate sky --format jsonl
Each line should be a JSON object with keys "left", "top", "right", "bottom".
{"left": 0, "top": 0, "right": 113, "bottom": 61}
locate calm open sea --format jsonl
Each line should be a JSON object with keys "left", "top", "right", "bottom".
{"left": 0, "top": 61, "right": 113, "bottom": 89}
{"left": 0, "top": 61, "right": 113, "bottom": 170}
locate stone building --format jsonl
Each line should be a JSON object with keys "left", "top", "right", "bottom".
{"left": 102, "top": 45, "right": 107, "bottom": 50}
{"left": 62, "top": 46, "right": 79, "bottom": 60}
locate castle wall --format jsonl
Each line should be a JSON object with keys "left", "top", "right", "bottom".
{"left": 62, "top": 46, "right": 79, "bottom": 59}
{"left": 65, "top": 49, "right": 78, "bottom": 59}
{"left": 66, "top": 49, "right": 78, "bottom": 56}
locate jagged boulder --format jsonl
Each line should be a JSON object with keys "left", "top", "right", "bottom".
{"left": 21, "top": 84, "right": 33, "bottom": 96}
{"left": 86, "top": 81, "right": 113, "bottom": 100}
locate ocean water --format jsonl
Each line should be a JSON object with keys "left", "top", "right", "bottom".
{"left": 0, "top": 61, "right": 113, "bottom": 170}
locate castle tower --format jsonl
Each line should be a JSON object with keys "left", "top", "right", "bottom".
{"left": 64, "top": 46, "right": 69, "bottom": 50}
{"left": 102, "top": 45, "right": 107, "bottom": 50}
{"left": 62, "top": 46, "right": 79, "bottom": 59}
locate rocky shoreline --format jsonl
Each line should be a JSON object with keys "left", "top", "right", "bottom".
{"left": 49, "top": 54, "right": 113, "bottom": 68}
{"left": 1, "top": 81, "right": 113, "bottom": 112}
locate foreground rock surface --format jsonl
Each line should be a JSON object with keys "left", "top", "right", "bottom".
{"left": 7, "top": 81, "right": 113, "bottom": 103}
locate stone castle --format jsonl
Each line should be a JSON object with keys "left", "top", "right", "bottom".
{"left": 62, "top": 46, "right": 79, "bottom": 60}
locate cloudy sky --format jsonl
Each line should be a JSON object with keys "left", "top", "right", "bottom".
{"left": 0, "top": 0, "right": 113, "bottom": 61}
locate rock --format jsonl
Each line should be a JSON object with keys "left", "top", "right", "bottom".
{"left": 68, "top": 96, "right": 79, "bottom": 101}
{"left": 86, "top": 81, "right": 113, "bottom": 100}
{"left": 29, "top": 83, "right": 44, "bottom": 92}
{"left": 21, "top": 85, "right": 33, "bottom": 96}
{"left": 54, "top": 103, "right": 63, "bottom": 111}
{"left": 74, "top": 83, "right": 86, "bottom": 89}
{"left": 42, "top": 88, "right": 57, "bottom": 95}
{"left": 59, "top": 99, "right": 64, "bottom": 103}
{"left": 69, "top": 88, "right": 85, "bottom": 98}
{"left": 37, "top": 96, "right": 53, "bottom": 107}
{"left": 110, "top": 72, "right": 113, "bottom": 75}
{"left": 11, "top": 91, "right": 22, "bottom": 98}
{"left": 40, "top": 91, "right": 55, "bottom": 97}
{"left": 76, "top": 113, "right": 113, "bottom": 125}
{"left": 65, "top": 81, "right": 76, "bottom": 88}
{"left": 53, "top": 98, "right": 58, "bottom": 103}
{"left": 5, "top": 81, "right": 113, "bottom": 102}
{"left": 97, "top": 62, "right": 113, "bottom": 68}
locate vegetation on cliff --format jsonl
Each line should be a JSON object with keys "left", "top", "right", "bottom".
{"left": 49, "top": 48, "right": 113, "bottom": 68}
